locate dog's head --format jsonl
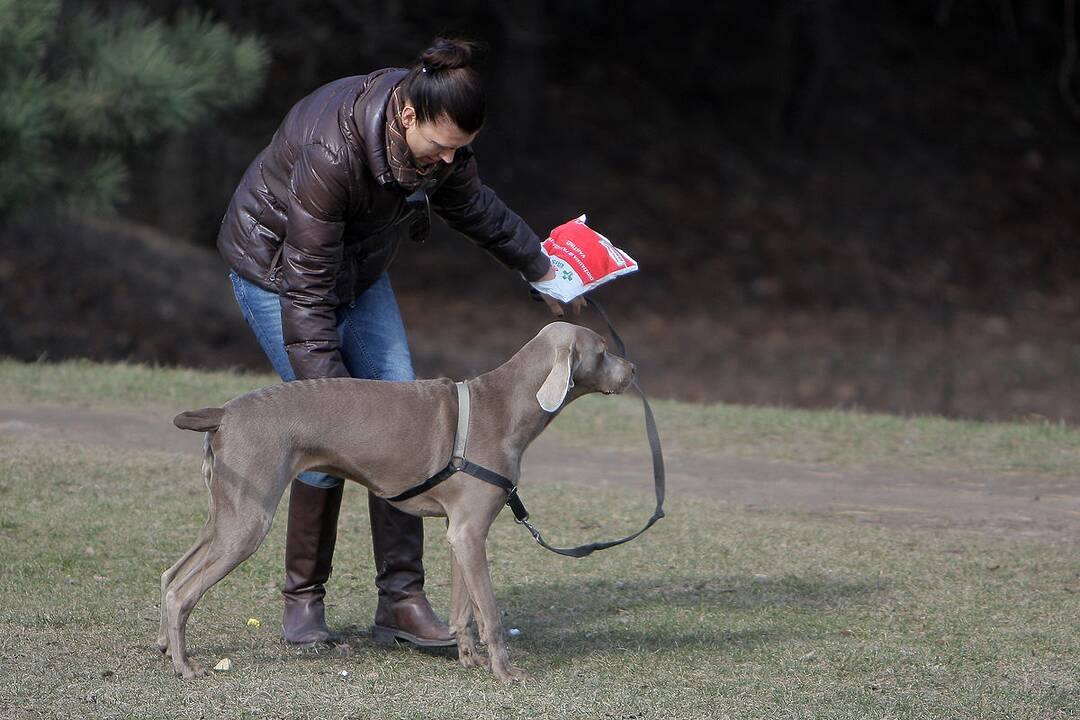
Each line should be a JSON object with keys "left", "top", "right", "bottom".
{"left": 535, "top": 322, "right": 636, "bottom": 413}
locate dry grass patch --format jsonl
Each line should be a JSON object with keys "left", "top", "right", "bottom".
{"left": 0, "top": 435, "right": 1077, "bottom": 719}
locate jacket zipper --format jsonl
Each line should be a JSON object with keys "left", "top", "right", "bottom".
{"left": 267, "top": 244, "right": 284, "bottom": 283}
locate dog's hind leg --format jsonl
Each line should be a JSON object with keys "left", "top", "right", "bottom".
{"left": 164, "top": 507, "right": 274, "bottom": 677}
{"left": 158, "top": 431, "right": 219, "bottom": 655}
{"left": 157, "top": 524, "right": 212, "bottom": 655}
{"left": 163, "top": 460, "right": 284, "bottom": 679}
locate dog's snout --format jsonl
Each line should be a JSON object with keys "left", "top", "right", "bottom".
{"left": 610, "top": 357, "right": 636, "bottom": 393}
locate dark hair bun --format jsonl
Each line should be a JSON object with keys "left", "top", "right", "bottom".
{"left": 420, "top": 37, "right": 479, "bottom": 72}
{"left": 405, "top": 37, "right": 487, "bottom": 134}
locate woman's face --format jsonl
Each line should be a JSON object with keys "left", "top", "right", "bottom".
{"left": 401, "top": 105, "right": 477, "bottom": 166}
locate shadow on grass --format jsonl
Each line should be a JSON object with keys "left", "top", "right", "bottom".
{"left": 178, "top": 572, "right": 884, "bottom": 669}
{"left": 504, "top": 573, "right": 885, "bottom": 612}
{"left": 497, "top": 573, "right": 886, "bottom": 655}
{"left": 183, "top": 631, "right": 460, "bottom": 672}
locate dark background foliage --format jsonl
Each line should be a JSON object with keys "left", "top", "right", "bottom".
{"left": 3, "top": 0, "right": 1078, "bottom": 421}
{"left": 122, "top": 0, "right": 1080, "bottom": 309}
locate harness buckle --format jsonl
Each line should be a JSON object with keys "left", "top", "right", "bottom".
{"left": 506, "top": 487, "right": 529, "bottom": 524}
{"left": 450, "top": 456, "right": 466, "bottom": 471}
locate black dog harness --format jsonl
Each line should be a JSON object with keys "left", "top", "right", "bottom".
{"left": 387, "top": 299, "right": 666, "bottom": 558}
{"left": 386, "top": 380, "right": 522, "bottom": 507}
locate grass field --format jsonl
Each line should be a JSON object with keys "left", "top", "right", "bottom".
{"left": 1, "top": 360, "right": 1078, "bottom": 719}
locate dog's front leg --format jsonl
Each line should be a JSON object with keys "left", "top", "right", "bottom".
{"left": 446, "top": 513, "right": 529, "bottom": 684}
{"left": 448, "top": 545, "right": 485, "bottom": 669}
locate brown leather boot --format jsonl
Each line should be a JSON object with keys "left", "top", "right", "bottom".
{"left": 368, "top": 492, "right": 456, "bottom": 647}
{"left": 282, "top": 480, "right": 343, "bottom": 644}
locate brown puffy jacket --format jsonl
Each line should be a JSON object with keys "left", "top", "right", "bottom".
{"left": 217, "top": 68, "right": 550, "bottom": 380}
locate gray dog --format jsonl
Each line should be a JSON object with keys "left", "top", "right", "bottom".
{"left": 157, "top": 321, "right": 635, "bottom": 683}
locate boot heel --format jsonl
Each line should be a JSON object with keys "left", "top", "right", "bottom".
{"left": 371, "top": 625, "right": 398, "bottom": 645}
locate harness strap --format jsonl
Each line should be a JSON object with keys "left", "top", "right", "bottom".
{"left": 453, "top": 378, "right": 470, "bottom": 459}
{"left": 385, "top": 462, "right": 457, "bottom": 503}
{"left": 386, "top": 382, "right": 475, "bottom": 503}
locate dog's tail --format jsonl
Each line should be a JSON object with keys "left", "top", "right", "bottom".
{"left": 174, "top": 407, "right": 224, "bottom": 432}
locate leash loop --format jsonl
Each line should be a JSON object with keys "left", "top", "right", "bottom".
{"left": 507, "top": 296, "right": 666, "bottom": 558}
{"left": 388, "top": 298, "right": 666, "bottom": 558}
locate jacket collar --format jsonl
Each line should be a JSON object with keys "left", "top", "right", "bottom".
{"left": 340, "top": 67, "right": 409, "bottom": 188}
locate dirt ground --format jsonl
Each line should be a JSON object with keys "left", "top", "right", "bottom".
{"left": 3, "top": 402, "right": 1078, "bottom": 544}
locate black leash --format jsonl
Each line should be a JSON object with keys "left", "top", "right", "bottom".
{"left": 511, "top": 297, "right": 666, "bottom": 557}
{"left": 388, "top": 298, "right": 666, "bottom": 557}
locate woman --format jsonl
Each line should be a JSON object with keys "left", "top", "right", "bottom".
{"left": 216, "top": 38, "right": 576, "bottom": 647}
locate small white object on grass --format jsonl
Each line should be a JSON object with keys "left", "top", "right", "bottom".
{"left": 338, "top": 670, "right": 349, "bottom": 678}
{"left": 213, "top": 658, "right": 232, "bottom": 672}
{"left": 508, "top": 628, "right": 522, "bottom": 637}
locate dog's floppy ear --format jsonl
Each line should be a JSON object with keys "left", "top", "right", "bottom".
{"left": 536, "top": 342, "right": 575, "bottom": 412}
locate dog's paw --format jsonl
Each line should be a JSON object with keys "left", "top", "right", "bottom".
{"left": 458, "top": 646, "right": 490, "bottom": 669}
{"left": 174, "top": 660, "right": 209, "bottom": 680}
{"left": 493, "top": 664, "right": 530, "bottom": 684}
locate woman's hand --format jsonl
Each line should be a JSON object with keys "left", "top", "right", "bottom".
{"left": 535, "top": 265, "right": 586, "bottom": 317}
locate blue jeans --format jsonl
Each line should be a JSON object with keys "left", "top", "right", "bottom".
{"left": 229, "top": 270, "right": 415, "bottom": 488}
